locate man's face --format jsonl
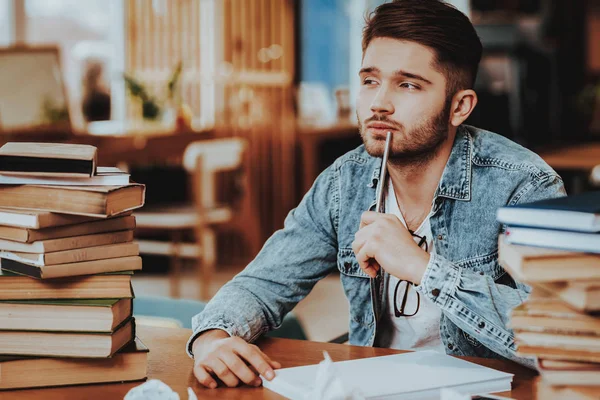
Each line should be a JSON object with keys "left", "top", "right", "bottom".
{"left": 357, "top": 38, "right": 451, "bottom": 161}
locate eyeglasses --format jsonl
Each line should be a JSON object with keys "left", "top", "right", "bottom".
{"left": 393, "top": 230, "right": 427, "bottom": 318}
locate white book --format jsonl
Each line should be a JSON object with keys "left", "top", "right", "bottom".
{"left": 497, "top": 208, "right": 600, "bottom": 233}
{"left": 262, "top": 350, "right": 513, "bottom": 400}
{"left": 505, "top": 226, "right": 600, "bottom": 254}
{"left": 0, "top": 167, "right": 129, "bottom": 186}
{"left": 496, "top": 192, "right": 600, "bottom": 233}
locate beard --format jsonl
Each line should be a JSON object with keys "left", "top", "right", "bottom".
{"left": 358, "top": 103, "right": 451, "bottom": 166}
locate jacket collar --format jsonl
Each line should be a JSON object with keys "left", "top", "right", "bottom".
{"left": 367, "top": 125, "right": 473, "bottom": 202}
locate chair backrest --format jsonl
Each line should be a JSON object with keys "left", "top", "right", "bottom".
{"left": 183, "top": 138, "right": 246, "bottom": 174}
{"left": 183, "top": 138, "right": 248, "bottom": 209}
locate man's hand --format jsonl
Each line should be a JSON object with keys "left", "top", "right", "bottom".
{"left": 352, "top": 211, "right": 430, "bottom": 283}
{"left": 192, "top": 329, "right": 281, "bottom": 388}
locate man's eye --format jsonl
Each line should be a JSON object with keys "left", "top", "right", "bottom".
{"left": 400, "top": 82, "right": 419, "bottom": 90}
{"left": 363, "top": 78, "right": 377, "bottom": 85}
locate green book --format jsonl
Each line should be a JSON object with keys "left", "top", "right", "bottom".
{"left": 1, "top": 254, "right": 141, "bottom": 279}
{"left": 0, "top": 337, "right": 148, "bottom": 390}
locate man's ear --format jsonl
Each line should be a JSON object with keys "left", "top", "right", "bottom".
{"left": 449, "top": 89, "right": 478, "bottom": 127}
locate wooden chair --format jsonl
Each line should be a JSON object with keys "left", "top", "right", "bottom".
{"left": 135, "top": 138, "right": 261, "bottom": 299}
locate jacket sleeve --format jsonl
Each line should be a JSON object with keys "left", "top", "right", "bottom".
{"left": 415, "top": 173, "right": 566, "bottom": 367}
{"left": 186, "top": 163, "right": 340, "bottom": 357}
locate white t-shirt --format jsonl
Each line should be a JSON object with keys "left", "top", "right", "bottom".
{"left": 384, "top": 178, "right": 445, "bottom": 352}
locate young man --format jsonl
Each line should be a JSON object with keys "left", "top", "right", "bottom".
{"left": 190, "top": 0, "right": 565, "bottom": 389}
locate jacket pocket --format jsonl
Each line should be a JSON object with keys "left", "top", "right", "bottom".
{"left": 337, "top": 248, "right": 374, "bottom": 327}
{"left": 337, "top": 247, "right": 371, "bottom": 278}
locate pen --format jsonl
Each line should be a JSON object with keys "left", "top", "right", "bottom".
{"left": 369, "top": 131, "right": 392, "bottom": 276}
{"left": 375, "top": 131, "right": 392, "bottom": 213}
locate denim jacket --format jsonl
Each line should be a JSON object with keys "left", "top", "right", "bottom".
{"left": 188, "top": 125, "right": 565, "bottom": 367}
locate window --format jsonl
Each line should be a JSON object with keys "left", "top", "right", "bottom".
{"left": 25, "top": 0, "right": 120, "bottom": 124}
{"left": 0, "top": 0, "right": 11, "bottom": 46}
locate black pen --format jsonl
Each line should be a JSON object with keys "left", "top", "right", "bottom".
{"left": 370, "top": 131, "right": 392, "bottom": 277}
{"left": 375, "top": 131, "right": 393, "bottom": 213}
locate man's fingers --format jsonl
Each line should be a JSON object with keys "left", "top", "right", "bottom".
{"left": 360, "top": 211, "right": 379, "bottom": 229}
{"left": 352, "top": 223, "right": 377, "bottom": 256}
{"left": 221, "top": 352, "right": 259, "bottom": 386}
{"left": 205, "top": 358, "right": 240, "bottom": 388}
{"left": 193, "top": 363, "right": 218, "bottom": 389}
{"left": 356, "top": 242, "right": 379, "bottom": 278}
{"left": 258, "top": 349, "right": 282, "bottom": 370}
{"left": 235, "top": 343, "right": 276, "bottom": 381}
{"left": 360, "top": 211, "right": 391, "bottom": 229}
{"left": 356, "top": 240, "right": 375, "bottom": 265}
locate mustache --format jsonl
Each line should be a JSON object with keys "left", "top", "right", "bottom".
{"left": 364, "top": 115, "right": 403, "bottom": 130}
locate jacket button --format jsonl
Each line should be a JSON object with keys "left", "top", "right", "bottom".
{"left": 447, "top": 343, "right": 454, "bottom": 350}
{"left": 343, "top": 261, "right": 351, "bottom": 270}
{"left": 479, "top": 271, "right": 485, "bottom": 276}
{"left": 431, "top": 288, "right": 440, "bottom": 297}
{"left": 437, "top": 234, "right": 444, "bottom": 240}
{"left": 478, "top": 321, "right": 485, "bottom": 329}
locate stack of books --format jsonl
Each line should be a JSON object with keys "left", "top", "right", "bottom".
{"left": 497, "top": 192, "right": 600, "bottom": 399}
{"left": 0, "top": 142, "right": 148, "bottom": 390}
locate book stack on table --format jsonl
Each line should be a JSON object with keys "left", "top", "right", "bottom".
{"left": 0, "top": 142, "right": 148, "bottom": 390}
{"left": 497, "top": 192, "right": 600, "bottom": 399}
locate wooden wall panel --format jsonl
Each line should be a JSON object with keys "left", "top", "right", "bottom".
{"left": 125, "top": 0, "right": 296, "bottom": 242}
{"left": 216, "top": 0, "right": 296, "bottom": 240}
{"left": 589, "top": 3, "right": 600, "bottom": 74}
{"left": 126, "top": 0, "right": 205, "bottom": 121}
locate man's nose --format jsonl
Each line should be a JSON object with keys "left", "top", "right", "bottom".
{"left": 370, "top": 86, "right": 395, "bottom": 115}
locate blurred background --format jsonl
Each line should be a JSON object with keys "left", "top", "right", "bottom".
{"left": 0, "top": 0, "right": 599, "bottom": 341}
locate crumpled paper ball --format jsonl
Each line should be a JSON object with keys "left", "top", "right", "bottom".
{"left": 124, "top": 379, "right": 198, "bottom": 400}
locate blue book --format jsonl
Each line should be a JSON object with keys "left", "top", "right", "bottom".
{"left": 497, "top": 192, "right": 600, "bottom": 233}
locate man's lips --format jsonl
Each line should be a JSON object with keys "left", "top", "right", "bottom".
{"left": 366, "top": 122, "right": 397, "bottom": 130}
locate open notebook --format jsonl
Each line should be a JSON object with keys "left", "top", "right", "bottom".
{"left": 262, "top": 350, "right": 513, "bottom": 400}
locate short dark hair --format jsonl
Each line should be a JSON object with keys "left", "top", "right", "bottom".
{"left": 362, "top": 0, "right": 482, "bottom": 97}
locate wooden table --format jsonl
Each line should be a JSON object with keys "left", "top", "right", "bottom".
{"left": 1, "top": 325, "right": 539, "bottom": 399}
{"left": 0, "top": 126, "right": 215, "bottom": 167}
{"left": 538, "top": 143, "right": 600, "bottom": 193}
{"left": 71, "top": 129, "right": 215, "bottom": 167}
{"left": 538, "top": 143, "right": 600, "bottom": 172}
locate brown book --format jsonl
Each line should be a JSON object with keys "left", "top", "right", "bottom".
{"left": 499, "top": 235, "right": 600, "bottom": 282}
{"left": 536, "top": 281, "right": 600, "bottom": 312}
{"left": 528, "top": 286, "right": 554, "bottom": 300}
{"left": 0, "top": 166, "right": 129, "bottom": 186}
{"left": 537, "top": 381, "right": 600, "bottom": 400}
{"left": 518, "top": 344, "right": 600, "bottom": 363}
{"left": 0, "top": 298, "right": 131, "bottom": 332}
{"left": 0, "top": 337, "right": 148, "bottom": 390}
{"left": 0, "top": 215, "right": 136, "bottom": 243}
{"left": 0, "top": 269, "right": 133, "bottom": 300}
{"left": 510, "top": 301, "right": 600, "bottom": 335}
{"left": 0, "top": 230, "right": 134, "bottom": 253}
{"left": 538, "top": 359, "right": 600, "bottom": 386}
{"left": 1, "top": 255, "right": 142, "bottom": 279}
{"left": 0, "top": 242, "right": 140, "bottom": 266}
{"left": 0, "top": 142, "right": 97, "bottom": 178}
{"left": 0, "top": 208, "right": 130, "bottom": 229}
{"left": 516, "top": 330, "right": 600, "bottom": 354}
{"left": 0, "top": 318, "right": 134, "bottom": 358}
{"left": 0, "top": 183, "right": 145, "bottom": 217}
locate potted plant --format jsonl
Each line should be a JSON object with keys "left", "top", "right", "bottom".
{"left": 123, "top": 61, "right": 182, "bottom": 121}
